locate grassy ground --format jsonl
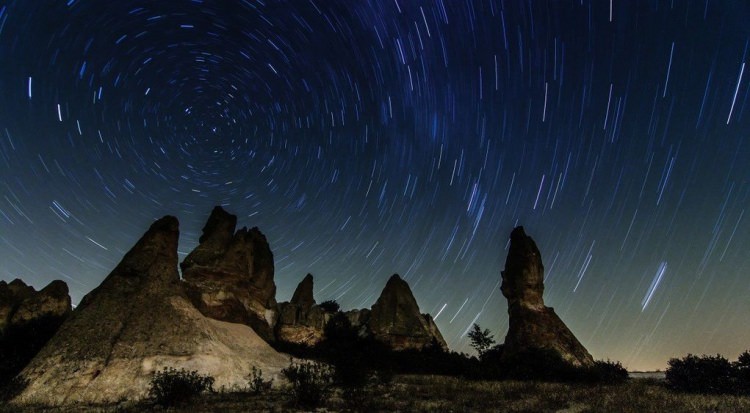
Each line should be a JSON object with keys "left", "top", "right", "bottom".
{"left": 5, "top": 375, "right": 750, "bottom": 412}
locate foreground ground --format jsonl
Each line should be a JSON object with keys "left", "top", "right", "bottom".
{"left": 4, "top": 375, "right": 750, "bottom": 412}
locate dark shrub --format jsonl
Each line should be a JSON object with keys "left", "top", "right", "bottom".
{"left": 281, "top": 360, "right": 334, "bottom": 408}
{"left": 587, "top": 360, "right": 629, "bottom": 384}
{"left": 247, "top": 366, "right": 273, "bottom": 394}
{"left": 497, "top": 347, "right": 579, "bottom": 381}
{"left": 148, "top": 367, "right": 215, "bottom": 407}
{"left": 318, "top": 300, "right": 340, "bottom": 313}
{"left": 735, "top": 351, "right": 750, "bottom": 394}
{"left": 666, "top": 354, "right": 734, "bottom": 394}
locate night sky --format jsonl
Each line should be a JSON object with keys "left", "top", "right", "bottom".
{"left": 1, "top": 0, "right": 749, "bottom": 371}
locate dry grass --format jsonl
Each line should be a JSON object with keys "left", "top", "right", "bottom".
{"left": 4, "top": 375, "right": 750, "bottom": 412}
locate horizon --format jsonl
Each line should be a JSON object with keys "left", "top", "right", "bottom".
{"left": 1, "top": 1, "right": 749, "bottom": 372}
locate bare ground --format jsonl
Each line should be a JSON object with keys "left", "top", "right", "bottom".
{"left": 5, "top": 375, "right": 750, "bottom": 413}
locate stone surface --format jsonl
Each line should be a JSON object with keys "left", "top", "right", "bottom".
{"left": 180, "top": 206, "right": 278, "bottom": 341}
{"left": 0, "top": 279, "right": 70, "bottom": 333}
{"left": 275, "top": 274, "right": 333, "bottom": 346}
{"left": 500, "top": 226, "right": 594, "bottom": 367}
{"left": 368, "top": 274, "right": 448, "bottom": 351}
{"left": 14, "top": 215, "right": 288, "bottom": 406}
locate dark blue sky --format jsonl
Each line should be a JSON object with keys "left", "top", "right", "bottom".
{"left": 1, "top": 0, "right": 749, "bottom": 370}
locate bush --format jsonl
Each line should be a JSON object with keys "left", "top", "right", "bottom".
{"left": 587, "top": 360, "right": 629, "bottom": 384}
{"left": 148, "top": 367, "right": 215, "bottom": 406}
{"left": 666, "top": 354, "right": 734, "bottom": 394}
{"left": 735, "top": 351, "right": 750, "bottom": 394}
{"left": 281, "top": 360, "right": 334, "bottom": 408}
{"left": 247, "top": 366, "right": 273, "bottom": 394}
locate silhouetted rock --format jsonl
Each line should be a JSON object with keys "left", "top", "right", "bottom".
{"left": 276, "top": 274, "right": 333, "bottom": 346}
{"left": 181, "top": 206, "right": 278, "bottom": 341}
{"left": 0, "top": 280, "right": 34, "bottom": 333}
{"left": 368, "top": 274, "right": 448, "bottom": 351}
{"left": 9, "top": 280, "right": 71, "bottom": 327}
{"left": 0, "top": 279, "right": 71, "bottom": 388}
{"left": 291, "top": 273, "right": 315, "bottom": 310}
{"left": 500, "top": 226, "right": 594, "bottom": 367}
{"left": 13, "top": 215, "right": 288, "bottom": 405}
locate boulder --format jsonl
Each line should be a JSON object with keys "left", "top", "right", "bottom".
{"left": 13, "top": 215, "right": 288, "bottom": 405}
{"left": 368, "top": 274, "right": 447, "bottom": 351}
{"left": 500, "top": 226, "right": 594, "bottom": 367}
{"left": 181, "top": 206, "right": 278, "bottom": 341}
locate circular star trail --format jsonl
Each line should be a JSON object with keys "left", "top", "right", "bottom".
{"left": 1, "top": 1, "right": 749, "bottom": 370}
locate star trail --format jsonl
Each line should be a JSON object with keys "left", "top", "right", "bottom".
{"left": 1, "top": 0, "right": 749, "bottom": 371}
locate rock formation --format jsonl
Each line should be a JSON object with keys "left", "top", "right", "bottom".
{"left": 367, "top": 274, "right": 447, "bottom": 351}
{"left": 13, "top": 215, "right": 288, "bottom": 405}
{"left": 275, "top": 274, "right": 333, "bottom": 346}
{"left": 500, "top": 226, "right": 594, "bottom": 367}
{"left": 180, "top": 206, "right": 278, "bottom": 341}
{"left": 1, "top": 279, "right": 71, "bottom": 333}
{"left": 0, "top": 279, "right": 71, "bottom": 386}
{"left": 273, "top": 273, "right": 447, "bottom": 351}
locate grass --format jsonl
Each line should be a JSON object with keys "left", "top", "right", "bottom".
{"left": 3, "top": 375, "right": 750, "bottom": 412}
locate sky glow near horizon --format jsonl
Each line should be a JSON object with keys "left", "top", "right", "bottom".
{"left": 0, "top": 0, "right": 749, "bottom": 371}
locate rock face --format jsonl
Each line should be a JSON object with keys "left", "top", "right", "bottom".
{"left": 6, "top": 280, "right": 71, "bottom": 327}
{"left": 180, "top": 206, "right": 278, "bottom": 341}
{"left": 275, "top": 274, "right": 333, "bottom": 346}
{"left": 0, "top": 279, "right": 71, "bottom": 386}
{"left": 368, "top": 274, "right": 447, "bottom": 351}
{"left": 500, "top": 227, "right": 594, "bottom": 367}
{"left": 14, "top": 215, "right": 288, "bottom": 405}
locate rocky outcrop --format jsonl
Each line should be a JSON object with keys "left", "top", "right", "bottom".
{"left": 13, "top": 215, "right": 288, "bottom": 405}
{"left": 8, "top": 280, "right": 71, "bottom": 327}
{"left": 180, "top": 206, "right": 278, "bottom": 341}
{"left": 0, "top": 279, "right": 71, "bottom": 386}
{"left": 368, "top": 274, "right": 447, "bottom": 351}
{"left": 275, "top": 274, "right": 333, "bottom": 346}
{"left": 500, "top": 226, "right": 594, "bottom": 367}
{"left": 274, "top": 273, "right": 447, "bottom": 351}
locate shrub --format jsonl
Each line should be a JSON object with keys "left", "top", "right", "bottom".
{"left": 148, "top": 367, "right": 215, "bottom": 406}
{"left": 281, "top": 359, "right": 334, "bottom": 408}
{"left": 735, "top": 351, "right": 750, "bottom": 394}
{"left": 318, "top": 300, "right": 340, "bottom": 313}
{"left": 665, "top": 354, "right": 734, "bottom": 394}
{"left": 587, "top": 360, "right": 629, "bottom": 384}
{"left": 247, "top": 366, "right": 273, "bottom": 394}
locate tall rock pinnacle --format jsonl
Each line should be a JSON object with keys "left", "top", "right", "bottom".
{"left": 181, "top": 206, "right": 278, "bottom": 341}
{"left": 500, "top": 227, "right": 594, "bottom": 367}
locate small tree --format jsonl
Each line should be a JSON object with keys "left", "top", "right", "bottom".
{"left": 318, "top": 300, "right": 340, "bottom": 313}
{"left": 467, "top": 323, "right": 495, "bottom": 357}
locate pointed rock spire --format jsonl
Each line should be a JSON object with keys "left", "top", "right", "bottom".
{"left": 368, "top": 274, "right": 447, "bottom": 351}
{"left": 500, "top": 226, "right": 594, "bottom": 367}
{"left": 290, "top": 273, "right": 315, "bottom": 310}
